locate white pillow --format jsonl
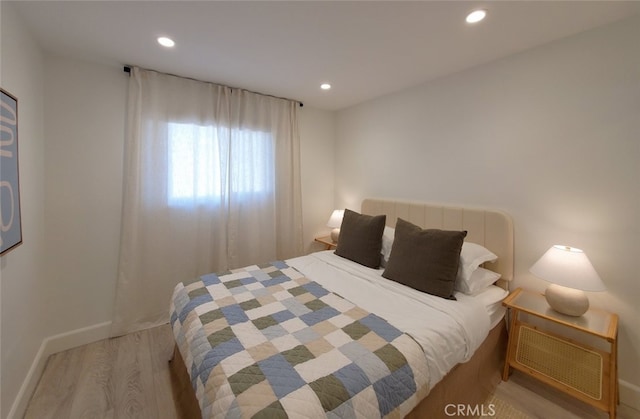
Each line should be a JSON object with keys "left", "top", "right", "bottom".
{"left": 381, "top": 226, "right": 395, "bottom": 265}
{"left": 456, "top": 267, "right": 501, "bottom": 294}
{"left": 457, "top": 242, "right": 498, "bottom": 282}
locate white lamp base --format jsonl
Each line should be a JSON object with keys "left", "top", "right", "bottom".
{"left": 545, "top": 284, "right": 589, "bottom": 316}
{"left": 330, "top": 228, "right": 340, "bottom": 242}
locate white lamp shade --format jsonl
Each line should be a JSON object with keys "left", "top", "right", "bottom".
{"left": 530, "top": 245, "right": 605, "bottom": 292}
{"left": 327, "top": 210, "right": 345, "bottom": 228}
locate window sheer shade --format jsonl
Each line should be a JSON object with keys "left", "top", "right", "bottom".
{"left": 112, "top": 68, "right": 303, "bottom": 336}
{"left": 167, "top": 123, "right": 274, "bottom": 205}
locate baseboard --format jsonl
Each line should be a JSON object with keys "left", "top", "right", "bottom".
{"left": 620, "top": 379, "right": 640, "bottom": 412}
{"left": 7, "top": 321, "right": 112, "bottom": 419}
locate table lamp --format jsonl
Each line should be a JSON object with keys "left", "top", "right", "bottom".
{"left": 327, "top": 209, "right": 344, "bottom": 242}
{"left": 529, "top": 245, "right": 606, "bottom": 316}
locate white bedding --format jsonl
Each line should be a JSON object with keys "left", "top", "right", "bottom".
{"left": 474, "top": 285, "right": 509, "bottom": 329}
{"left": 287, "top": 250, "right": 494, "bottom": 389}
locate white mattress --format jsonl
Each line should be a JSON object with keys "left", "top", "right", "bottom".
{"left": 287, "top": 250, "right": 501, "bottom": 389}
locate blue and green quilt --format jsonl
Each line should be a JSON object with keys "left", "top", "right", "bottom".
{"left": 170, "top": 261, "right": 429, "bottom": 418}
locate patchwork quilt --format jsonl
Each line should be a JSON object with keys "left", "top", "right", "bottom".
{"left": 170, "top": 261, "right": 430, "bottom": 418}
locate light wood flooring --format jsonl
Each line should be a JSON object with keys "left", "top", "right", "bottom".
{"left": 25, "top": 324, "right": 640, "bottom": 419}
{"left": 25, "top": 324, "right": 179, "bottom": 419}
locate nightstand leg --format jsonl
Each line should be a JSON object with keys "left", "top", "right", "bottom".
{"left": 502, "top": 309, "right": 518, "bottom": 381}
{"left": 610, "top": 337, "right": 618, "bottom": 418}
{"left": 502, "top": 359, "right": 510, "bottom": 381}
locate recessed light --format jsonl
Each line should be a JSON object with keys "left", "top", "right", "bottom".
{"left": 466, "top": 9, "right": 487, "bottom": 24}
{"left": 320, "top": 83, "right": 331, "bottom": 90}
{"left": 157, "top": 37, "right": 175, "bottom": 47}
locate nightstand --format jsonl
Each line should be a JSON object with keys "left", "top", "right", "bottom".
{"left": 502, "top": 288, "right": 618, "bottom": 418}
{"left": 314, "top": 235, "right": 337, "bottom": 250}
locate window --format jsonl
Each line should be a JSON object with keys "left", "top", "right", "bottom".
{"left": 167, "top": 122, "right": 274, "bottom": 205}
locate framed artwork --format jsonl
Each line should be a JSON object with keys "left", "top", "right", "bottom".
{"left": 1, "top": 88, "right": 22, "bottom": 255}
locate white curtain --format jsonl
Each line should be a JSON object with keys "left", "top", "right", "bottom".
{"left": 111, "top": 68, "right": 303, "bottom": 336}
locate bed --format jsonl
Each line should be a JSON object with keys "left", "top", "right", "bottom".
{"left": 169, "top": 198, "right": 514, "bottom": 418}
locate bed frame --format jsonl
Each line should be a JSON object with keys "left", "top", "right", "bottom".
{"left": 170, "top": 198, "right": 514, "bottom": 418}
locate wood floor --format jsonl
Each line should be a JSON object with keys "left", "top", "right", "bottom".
{"left": 494, "top": 372, "right": 639, "bottom": 419}
{"left": 25, "top": 324, "right": 640, "bottom": 419}
{"left": 25, "top": 324, "right": 179, "bottom": 419}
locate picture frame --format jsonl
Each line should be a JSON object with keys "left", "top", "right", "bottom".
{"left": 1, "top": 88, "right": 22, "bottom": 255}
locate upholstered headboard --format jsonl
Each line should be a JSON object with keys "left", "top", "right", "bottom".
{"left": 361, "top": 199, "right": 514, "bottom": 287}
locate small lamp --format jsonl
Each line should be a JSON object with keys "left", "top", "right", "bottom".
{"left": 530, "top": 245, "right": 606, "bottom": 316}
{"left": 327, "top": 209, "right": 344, "bottom": 242}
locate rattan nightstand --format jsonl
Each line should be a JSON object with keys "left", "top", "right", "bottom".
{"left": 502, "top": 288, "right": 618, "bottom": 418}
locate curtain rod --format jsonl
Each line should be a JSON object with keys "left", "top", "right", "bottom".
{"left": 123, "top": 66, "right": 303, "bottom": 107}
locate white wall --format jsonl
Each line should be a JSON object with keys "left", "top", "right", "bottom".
{"left": 0, "top": 3, "right": 47, "bottom": 418}
{"left": 335, "top": 15, "right": 640, "bottom": 406}
{"left": 43, "top": 58, "right": 126, "bottom": 335}
{"left": 299, "top": 107, "right": 337, "bottom": 253}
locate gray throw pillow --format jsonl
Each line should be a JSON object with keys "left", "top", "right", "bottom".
{"left": 334, "top": 209, "right": 386, "bottom": 268}
{"left": 382, "top": 218, "right": 467, "bottom": 300}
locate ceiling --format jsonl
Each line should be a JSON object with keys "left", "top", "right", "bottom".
{"left": 11, "top": 1, "right": 640, "bottom": 110}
